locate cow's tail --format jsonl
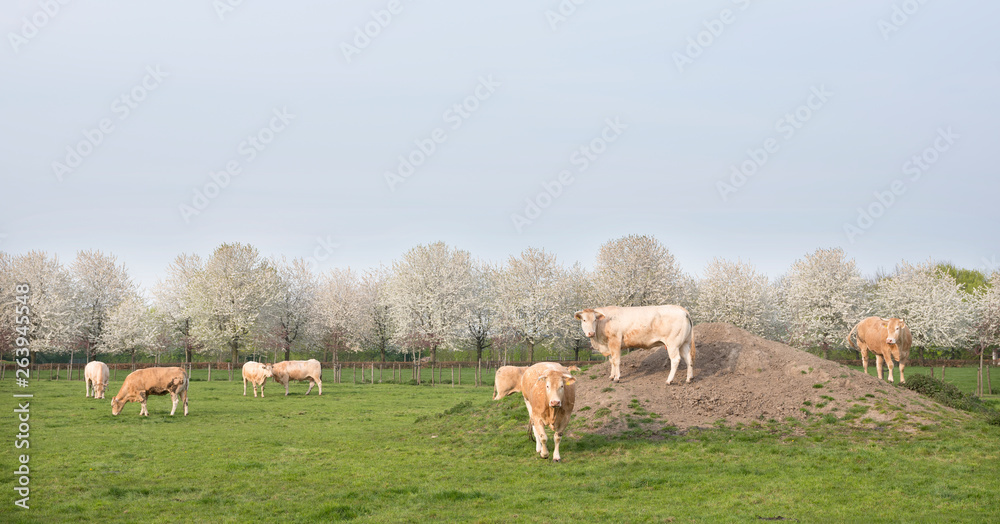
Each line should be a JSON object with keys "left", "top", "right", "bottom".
{"left": 845, "top": 323, "right": 859, "bottom": 351}
{"left": 686, "top": 311, "right": 696, "bottom": 367}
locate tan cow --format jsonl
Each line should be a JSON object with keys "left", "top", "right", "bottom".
{"left": 242, "top": 361, "right": 273, "bottom": 397}
{"left": 84, "top": 361, "right": 110, "bottom": 399}
{"left": 493, "top": 364, "right": 579, "bottom": 401}
{"left": 847, "top": 316, "right": 912, "bottom": 383}
{"left": 493, "top": 365, "right": 528, "bottom": 400}
{"left": 575, "top": 305, "right": 695, "bottom": 384}
{"left": 111, "top": 367, "right": 189, "bottom": 416}
{"left": 519, "top": 362, "right": 576, "bottom": 462}
{"left": 271, "top": 359, "right": 323, "bottom": 396}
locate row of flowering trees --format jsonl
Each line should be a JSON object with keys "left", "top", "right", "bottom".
{"left": 1, "top": 236, "right": 998, "bottom": 364}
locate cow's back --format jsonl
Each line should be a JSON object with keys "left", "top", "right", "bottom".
{"left": 597, "top": 305, "right": 691, "bottom": 347}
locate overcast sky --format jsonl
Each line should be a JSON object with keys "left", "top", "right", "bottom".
{"left": 2, "top": 0, "right": 998, "bottom": 291}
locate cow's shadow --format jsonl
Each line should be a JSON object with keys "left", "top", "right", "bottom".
{"left": 624, "top": 340, "right": 744, "bottom": 382}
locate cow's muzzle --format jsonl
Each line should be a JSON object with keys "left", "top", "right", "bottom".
{"left": 586, "top": 332, "right": 595, "bottom": 338}
{"left": 549, "top": 400, "right": 561, "bottom": 407}
{"left": 886, "top": 338, "right": 896, "bottom": 344}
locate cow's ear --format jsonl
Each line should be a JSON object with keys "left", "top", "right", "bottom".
{"left": 595, "top": 312, "right": 605, "bottom": 320}
{"left": 563, "top": 375, "right": 576, "bottom": 385}
{"left": 537, "top": 375, "right": 547, "bottom": 382}
{"left": 574, "top": 311, "right": 584, "bottom": 320}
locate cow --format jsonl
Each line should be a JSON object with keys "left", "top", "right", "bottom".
{"left": 846, "top": 316, "right": 912, "bottom": 383}
{"left": 574, "top": 305, "right": 695, "bottom": 384}
{"left": 271, "top": 359, "right": 323, "bottom": 396}
{"left": 493, "top": 365, "right": 528, "bottom": 400}
{"left": 111, "top": 367, "right": 189, "bottom": 416}
{"left": 493, "top": 364, "right": 580, "bottom": 401}
{"left": 242, "top": 361, "right": 273, "bottom": 397}
{"left": 519, "top": 362, "right": 577, "bottom": 462}
{"left": 84, "top": 361, "right": 110, "bottom": 399}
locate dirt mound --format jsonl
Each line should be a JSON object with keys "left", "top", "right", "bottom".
{"left": 572, "top": 323, "right": 946, "bottom": 434}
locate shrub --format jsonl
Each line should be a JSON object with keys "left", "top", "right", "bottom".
{"left": 902, "top": 374, "right": 999, "bottom": 425}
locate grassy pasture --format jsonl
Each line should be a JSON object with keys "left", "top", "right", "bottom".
{"left": 2, "top": 369, "right": 999, "bottom": 523}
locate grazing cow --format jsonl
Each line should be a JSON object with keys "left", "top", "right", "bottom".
{"left": 493, "top": 364, "right": 580, "bottom": 401}
{"left": 847, "top": 316, "right": 912, "bottom": 383}
{"left": 575, "top": 305, "right": 695, "bottom": 384}
{"left": 84, "top": 361, "right": 110, "bottom": 399}
{"left": 242, "top": 361, "right": 273, "bottom": 397}
{"left": 271, "top": 359, "right": 323, "bottom": 396}
{"left": 519, "top": 362, "right": 576, "bottom": 462}
{"left": 493, "top": 365, "right": 528, "bottom": 400}
{"left": 111, "top": 367, "right": 189, "bottom": 416}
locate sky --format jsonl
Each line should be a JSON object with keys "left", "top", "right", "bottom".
{"left": 2, "top": 0, "right": 998, "bottom": 292}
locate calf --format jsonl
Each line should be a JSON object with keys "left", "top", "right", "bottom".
{"left": 271, "top": 359, "right": 323, "bottom": 396}
{"left": 111, "top": 367, "right": 189, "bottom": 416}
{"left": 85, "top": 361, "right": 110, "bottom": 399}
{"left": 519, "top": 362, "right": 576, "bottom": 462}
{"left": 847, "top": 316, "right": 912, "bottom": 383}
{"left": 242, "top": 361, "right": 273, "bottom": 397}
{"left": 575, "top": 305, "right": 695, "bottom": 384}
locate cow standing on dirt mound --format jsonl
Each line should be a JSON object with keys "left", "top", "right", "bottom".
{"left": 271, "top": 359, "right": 323, "bottom": 396}
{"left": 574, "top": 305, "right": 695, "bottom": 384}
{"left": 847, "top": 317, "right": 912, "bottom": 383}
{"left": 519, "top": 363, "right": 576, "bottom": 462}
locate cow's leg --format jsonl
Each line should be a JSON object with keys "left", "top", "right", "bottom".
{"left": 553, "top": 427, "right": 563, "bottom": 462}
{"left": 680, "top": 339, "right": 694, "bottom": 383}
{"left": 860, "top": 347, "right": 869, "bottom": 376}
{"left": 524, "top": 400, "right": 535, "bottom": 441}
{"left": 875, "top": 354, "right": 884, "bottom": 381}
{"left": 182, "top": 389, "right": 188, "bottom": 416}
{"left": 305, "top": 380, "right": 315, "bottom": 395}
{"left": 316, "top": 377, "right": 322, "bottom": 396}
{"left": 884, "top": 355, "right": 895, "bottom": 383}
{"left": 86, "top": 379, "right": 91, "bottom": 397}
{"left": 533, "top": 420, "right": 549, "bottom": 459}
{"left": 607, "top": 338, "right": 622, "bottom": 382}
{"left": 243, "top": 377, "right": 248, "bottom": 396}
{"left": 140, "top": 393, "right": 148, "bottom": 416}
{"left": 665, "top": 345, "right": 681, "bottom": 385}
{"left": 899, "top": 360, "right": 906, "bottom": 384}
{"left": 170, "top": 392, "right": 179, "bottom": 416}
{"left": 260, "top": 382, "right": 265, "bottom": 397}
{"left": 284, "top": 380, "right": 290, "bottom": 396}
{"left": 254, "top": 383, "right": 259, "bottom": 397}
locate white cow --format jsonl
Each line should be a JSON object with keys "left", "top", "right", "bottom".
{"left": 242, "top": 361, "right": 273, "bottom": 397}
{"left": 85, "top": 361, "right": 110, "bottom": 399}
{"left": 575, "top": 305, "right": 695, "bottom": 384}
{"left": 271, "top": 359, "right": 323, "bottom": 396}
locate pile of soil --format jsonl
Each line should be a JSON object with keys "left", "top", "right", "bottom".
{"left": 572, "top": 323, "right": 946, "bottom": 434}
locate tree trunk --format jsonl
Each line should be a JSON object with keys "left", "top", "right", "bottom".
{"left": 185, "top": 345, "right": 193, "bottom": 364}
{"left": 821, "top": 341, "right": 830, "bottom": 360}
{"left": 230, "top": 340, "right": 239, "bottom": 366}
{"left": 528, "top": 341, "right": 535, "bottom": 363}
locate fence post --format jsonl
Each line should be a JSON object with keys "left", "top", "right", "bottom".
{"left": 208, "top": 363, "right": 212, "bottom": 382}
{"left": 458, "top": 364, "right": 461, "bottom": 386}
{"left": 941, "top": 366, "right": 945, "bottom": 379}
{"left": 353, "top": 364, "right": 356, "bottom": 384}
{"left": 451, "top": 366, "right": 454, "bottom": 388}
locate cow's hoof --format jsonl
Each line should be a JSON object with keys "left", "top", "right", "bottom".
{"left": 553, "top": 458, "right": 561, "bottom": 463}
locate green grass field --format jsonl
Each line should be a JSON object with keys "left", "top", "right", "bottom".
{"left": 3, "top": 366, "right": 999, "bottom": 523}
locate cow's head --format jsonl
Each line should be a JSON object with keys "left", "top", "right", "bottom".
{"left": 538, "top": 370, "right": 576, "bottom": 408}
{"left": 574, "top": 309, "right": 605, "bottom": 339}
{"left": 111, "top": 397, "right": 124, "bottom": 416}
{"left": 262, "top": 363, "right": 274, "bottom": 378}
{"left": 884, "top": 318, "right": 906, "bottom": 345}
